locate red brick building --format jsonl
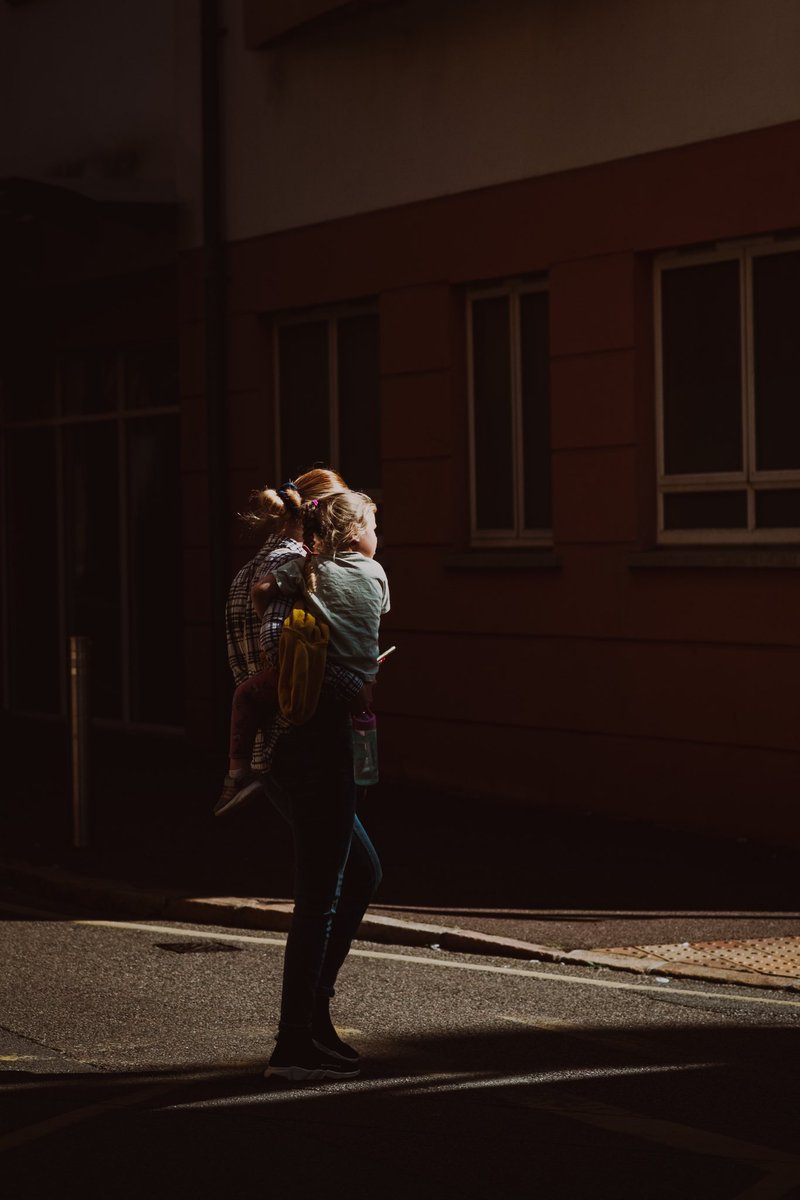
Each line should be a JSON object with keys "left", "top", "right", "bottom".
{"left": 3, "top": 0, "right": 800, "bottom": 844}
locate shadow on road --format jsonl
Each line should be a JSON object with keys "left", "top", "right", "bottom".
{"left": 2, "top": 1023, "right": 799, "bottom": 1199}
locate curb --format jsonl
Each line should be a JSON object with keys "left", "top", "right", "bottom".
{"left": 2, "top": 859, "right": 798, "bottom": 994}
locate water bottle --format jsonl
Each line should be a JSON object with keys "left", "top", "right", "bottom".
{"left": 351, "top": 710, "right": 379, "bottom": 786}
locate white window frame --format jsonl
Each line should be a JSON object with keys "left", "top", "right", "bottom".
{"left": 273, "top": 303, "right": 382, "bottom": 501}
{"left": 655, "top": 237, "right": 800, "bottom": 544}
{"left": 466, "top": 279, "right": 551, "bottom": 548}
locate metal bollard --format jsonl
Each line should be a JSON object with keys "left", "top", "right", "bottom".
{"left": 69, "top": 636, "right": 90, "bottom": 849}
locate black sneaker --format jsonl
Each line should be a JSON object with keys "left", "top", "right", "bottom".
{"left": 265, "top": 1038, "right": 361, "bottom": 1082}
{"left": 312, "top": 1036, "right": 361, "bottom": 1064}
{"left": 311, "top": 1019, "right": 361, "bottom": 1063}
{"left": 311, "top": 995, "right": 361, "bottom": 1063}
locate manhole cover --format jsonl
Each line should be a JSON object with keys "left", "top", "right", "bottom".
{"left": 602, "top": 936, "right": 800, "bottom": 979}
{"left": 155, "top": 940, "right": 243, "bottom": 954}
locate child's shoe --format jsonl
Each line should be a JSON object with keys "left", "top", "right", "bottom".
{"left": 213, "top": 771, "right": 266, "bottom": 818}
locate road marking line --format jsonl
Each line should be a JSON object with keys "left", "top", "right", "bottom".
{"left": 0, "top": 1082, "right": 178, "bottom": 1153}
{"left": 1, "top": 1065, "right": 263, "bottom": 1094}
{"left": 398, "top": 1072, "right": 800, "bottom": 1196}
{"left": 731, "top": 1170, "right": 800, "bottom": 1200}
{"left": 75, "top": 919, "right": 286, "bottom": 948}
{"left": 0, "top": 899, "right": 68, "bottom": 918}
{"left": 75, "top": 919, "right": 800, "bottom": 1009}
{"left": 502, "top": 1089, "right": 800, "bottom": 1199}
{"left": 502, "top": 1089, "right": 800, "bottom": 1169}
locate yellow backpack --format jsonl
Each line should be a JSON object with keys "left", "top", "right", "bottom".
{"left": 277, "top": 606, "right": 330, "bottom": 724}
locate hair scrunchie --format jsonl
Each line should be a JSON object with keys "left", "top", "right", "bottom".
{"left": 277, "top": 482, "right": 301, "bottom": 513}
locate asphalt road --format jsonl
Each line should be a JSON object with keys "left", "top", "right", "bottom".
{"left": 2, "top": 905, "right": 800, "bottom": 1200}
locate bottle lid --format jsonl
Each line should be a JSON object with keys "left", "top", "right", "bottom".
{"left": 351, "top": 710, "right": 376, "bottom": 731}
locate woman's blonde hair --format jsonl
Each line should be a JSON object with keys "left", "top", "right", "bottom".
{"left": 240, "top": 467, "right": 347, "bottom": 538}
{"left": 301, "top": 491, "right": 377, "bottom": 592}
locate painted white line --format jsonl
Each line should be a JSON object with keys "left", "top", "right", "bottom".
{"left": 0, "top": 1082, "right": 178, "bottom": 1153}
{"left": 75, "top": 919, "right": 800, "bottom": 1009}
{"left": 0, "top": 899, "right": 72, "bottom": 918}
{"left": 731, "top": 1171, "right": 800, "bottom": 1200}
{"left": 0, "top": 1065, "right": 263, "bottom": 1094}
{"left": 398, "top": 1071, "right": 800, "bottom": 1197}
{"left": 504, "top": 1087, "right": 800, "bottom": 1197}
{"left": 74, "top": 919, "right": 286, "bottom": 948}
{"left": 504, "top": 1086, "right": 800, "bottom": 1168}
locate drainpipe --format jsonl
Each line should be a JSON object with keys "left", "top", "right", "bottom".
{"left": 201, "top": 0, "right": 230, "bottom": 739}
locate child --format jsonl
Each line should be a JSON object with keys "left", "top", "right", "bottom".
{"left": 215, "top": 491, "right": 388, "bottom": 816}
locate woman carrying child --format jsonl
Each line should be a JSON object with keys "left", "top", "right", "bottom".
{"left": 221, "top": 467, "right": 351, "bottom": 813}
{"left": 222, "top": 477, "right": 388, "bottom": 1080}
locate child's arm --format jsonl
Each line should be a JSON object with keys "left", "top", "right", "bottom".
{"left": 259, "top": 599, "right": 292, "bottom": 669}
{"left": 251, "top": 574, "right": 277, "bottom": 618}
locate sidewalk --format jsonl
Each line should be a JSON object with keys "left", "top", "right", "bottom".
{"left": 2, "top": 856, "right": 799, "bottom": 994}
{"left": 3, "top": 715, "right": 800, "bottom": 993}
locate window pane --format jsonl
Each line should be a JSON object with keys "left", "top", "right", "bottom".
{"left": 127, "top": 416, "right": 183, "bottom": 724}
{"left": 124, "top": 343, "right": 179, "bottom": 411}
{"left": 756, "top": 489, "right": 800, "bottom": 529}
{"left": 64, "top": 423, "right": 122, "bottom": 718}
{"left": 753, "top": 251, "right": 800, "bottom": 471}
{"left": 337, "top": 313, "right": 381, "bottom": 492}
{"left": 661, "top": 261, "right": 742, "bottom": 474}
{"left": 278, "top": 322, "right": 330, "bottom": 481}
{"left": 520, "top": 291, "right": 551, "bottom": 530}
{"left": 472, "top": 297, "right": 514, "bottom": 530}
{"left": 61, "top": 350, "right": 118, "bottom": 415}
{"left": 2, "top": 343, "right": 56, "bottom": 420}
{"left": 5, "top": 428, "right": 61, "bottom": 712}
{"left": 663, "top": 490, "right": 747, "bottom": 530}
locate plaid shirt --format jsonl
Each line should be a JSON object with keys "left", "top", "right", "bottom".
{"left": 225, "top": 535, "right": 305, "bottom": 685}
{"left": 225, "top": 534, "right": 364, "bottom": 770}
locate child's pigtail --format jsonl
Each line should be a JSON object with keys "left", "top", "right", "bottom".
{"left": 301, "top": 498, "right": 322, "bottom": 593}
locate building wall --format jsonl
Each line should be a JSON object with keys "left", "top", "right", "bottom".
{"left": 175, "top": 118, "right": 800, "bottom": 844}
{"left": 215, "top": 0, "right": 800, "bottom": 240}
{"left": 0, "top": 2, "right": 187, "bottom": 730}
{"left": 0, "top": 0, "right": 186, "bottom": 209}
{"left": 4, "top": 0, "right": 799, "bottom": 841}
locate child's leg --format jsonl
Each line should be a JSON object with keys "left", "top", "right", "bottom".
{"left": 229, "top": 667, "right": 278, "bottom": 771}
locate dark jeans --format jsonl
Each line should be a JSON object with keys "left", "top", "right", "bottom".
{"left": 228, "top": 666, "right": 278, "bottom": 761}
{"left": 271, "top": 692, "right": 382, "bottom": 1031}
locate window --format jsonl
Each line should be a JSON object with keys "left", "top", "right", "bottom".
{"left": 275, "top": 308, "right": 381, "bottom": 496}
{"left": 656, "top": 240, "right": 800, "bottom": 543}
{"left": 467, "top": 280, "right": 551, "bottom": 545}
{"left": 1, "top": 343, "right": 182, "bottom": 727}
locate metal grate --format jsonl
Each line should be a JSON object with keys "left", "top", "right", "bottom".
{"left": 602, "top": 936, "right": 800, "bottom": 979}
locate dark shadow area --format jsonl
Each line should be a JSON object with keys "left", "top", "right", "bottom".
{"left": 3, "top": 712, "right": 800, "bottom": 910}
{"left": 1, "top": 1023, "right": 799, "bottom": 1199}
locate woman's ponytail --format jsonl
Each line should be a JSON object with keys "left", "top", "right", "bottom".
{"left": 238, "top": 466, "right": 347, "bottom": 539}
